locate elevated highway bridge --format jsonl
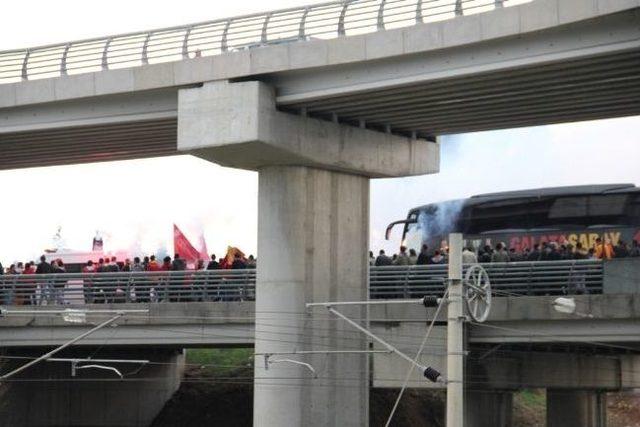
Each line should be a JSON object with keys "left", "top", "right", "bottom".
{"left": 1, "top": 0, "right": 639, "bottom": 169}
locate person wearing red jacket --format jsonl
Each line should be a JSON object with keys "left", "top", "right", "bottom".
{"left": 81, "top": 260, "right": 97, "bottom": 304}
{"left": 144, "top": 255, "right": 162, "bottom": 301}
{"left": 21, "top": 262, "right": 36, "bottom": 305}
{"left": 147, "top": 255, "right": 161, "bottom": 271}
{"left": 160, "top": 256, "right": 174, "bottom": 301}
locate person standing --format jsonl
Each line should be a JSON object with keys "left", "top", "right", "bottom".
{"left": 408, "top": 249, "right": 418, "bottom": 265}
{"left": 491, "top": 243, "right": 510, "bottom": 263}
{"left": 246, "top": 255, "right": 257, "bottom": 269}
{"left": 171, "top": 254, "right": 186, "bottom": 271}
{"left": 375, "top": 250, "right": 392, "bottom": 266}
{"left": 35, "top": 255, "right": 53, "bottom": 305}
{"left": 416, "top": 245, "right": 430, "bottom": 265}
{"left": 573, "top": 242, "right": 588, "bottom": 259}
{"left": 51, "top": 260, "right": 66, "bottom": 304}
{"left": 395, "top": 246, "right": 410, "bottom": 266}
{"left": 430, "top": 250, "right": 444, "bottom": 264}
{"left": 207, "top": 254, "right": 220, "bottom": 270}
{"left": 82, "top": 261, "right": 96, "bottom": 304}
{"left": 462, "top": 247, "right": 478, "bottom": 264}
{"left": 479, "top": 245, "right": 493, "bottom": 263}
{"left": 593, "top": 237, "right": 614, "bottom": 260}
{"left": 231, "top": 253, "right": 247, "bottom": 269}
{"left": 21, "top": 262, "right": 36, "bottom": 306}
{"left": 205, "top": 254, "right": 221, "bottom": 301}
{"left": 527, "top": 244, "right": 542, "bottom": 261}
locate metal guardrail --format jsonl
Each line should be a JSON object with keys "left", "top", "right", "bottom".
{"left": 0, "top": 270, "right": 257, "bottom": 306}
{"left": 369, "top": 260, "right": 604, "bottom": 299}
{"left": 0, "top": 0, "right": 521, "bottom": 84}
{"left": 0, "top": 260, "right": 602, "bottom": 306}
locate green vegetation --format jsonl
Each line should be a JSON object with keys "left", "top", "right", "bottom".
{"left": 512, "top": 389, "right": 546, "bottom": 427}
{"left": 516, "top": 389, "right": 546, "bottom": 408}
{"left": 185, "top": 348, "right": 253, "bottom": 374}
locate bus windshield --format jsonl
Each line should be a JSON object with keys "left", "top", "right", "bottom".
{"left": 403, "top": 201, "right": 463, "bottom": 249}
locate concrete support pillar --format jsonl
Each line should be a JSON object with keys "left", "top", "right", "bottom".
{"left": 547, "top": 390, "right": 607, "bottom": 427}
{"left": 179, "top": 79, "right": 439, "bottom": 426}
{"left": 253, "top": 166, "right": 369, "bottom": 427}
{"left": 465, "top": 390, "right": 512, "bottom": 427}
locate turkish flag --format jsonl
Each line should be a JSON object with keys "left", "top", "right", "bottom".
{"left": 173, "top": 224, "right": 200, "bottom": 265}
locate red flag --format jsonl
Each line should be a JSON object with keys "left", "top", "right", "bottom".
{"left": 173, "top": 224, "right": 200, "bottom": 265}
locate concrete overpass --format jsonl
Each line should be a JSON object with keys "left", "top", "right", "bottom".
{"left": 0, "top": 0, "right": 639, "bottom": 169}
{"left": 2, "top": 293, "right": 640, "bottom": 426}
{"left": 0, "top": 260, "right": 639, "bottom": 426}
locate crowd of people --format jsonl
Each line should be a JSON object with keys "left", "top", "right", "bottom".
{"left": 0, "top": 252, "right": 257, "bottom": 276}
{"left": 0, "top": 237, "right": 638, "bottom": 305}
{"left": 370, "top": 238, "right": 640, "bottom": 266}
{"left": 0, "top": 252, "right": 258, "bottom": 306}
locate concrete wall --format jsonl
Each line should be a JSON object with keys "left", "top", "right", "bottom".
{"left": 0, "top": 302, "right": 255, "bottom": 347}
{"left": 0, "top": 349, "right": 184, "bottom": 427}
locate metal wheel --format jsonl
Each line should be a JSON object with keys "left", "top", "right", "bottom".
{"left": 464, "top": 264, "right": 491, "bottom": 322}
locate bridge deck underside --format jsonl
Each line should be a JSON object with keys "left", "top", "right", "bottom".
{"left": 0, "top": 118, "right": 177, "bottom": 170}
{"left": 281, "top": 49, "right": 640, "bottom": 136}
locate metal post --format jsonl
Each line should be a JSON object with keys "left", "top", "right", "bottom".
{"left": 447, "top": 233, "right": 464, "bottom": 427}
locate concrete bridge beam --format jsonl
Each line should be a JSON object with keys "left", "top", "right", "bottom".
{"left": 0, "top": 349, "right": 184, "bottom": 427}
{"left": 177, "top": 80, "right": 439, "bottom": 178}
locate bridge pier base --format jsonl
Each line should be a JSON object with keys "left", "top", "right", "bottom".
{"left": 547, "top": 390, "right": 607, "bottom": 427}
{"left": 465, "top": 390, "right": 513, "bottom": 427}
{"left": 253, "top": 166, "right": 369, "bottom": 427}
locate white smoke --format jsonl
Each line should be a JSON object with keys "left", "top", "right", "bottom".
{"left": 414, "top": 199, "right": 465, "bottom": 249}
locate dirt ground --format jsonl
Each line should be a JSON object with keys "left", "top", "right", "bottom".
{"left": 153, "top": 368, "right": 639, "bottom": 426}
{"left": 609, "top": 393, "right": 640, "bottom": 427}
{"left": 152, "top": 367, "right": 445, "bottom": 427}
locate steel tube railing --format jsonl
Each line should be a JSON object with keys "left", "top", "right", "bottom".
{"left": 0, "top": 0, "right": 530, "bottom": 83}
{"left": 0, "top": 0, "right": 497, "bottom": 76}
{"left": 0, "top": 259, "right": 607, "bottom": 306}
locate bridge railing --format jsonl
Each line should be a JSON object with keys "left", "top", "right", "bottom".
{"left": 369, "top": 259, "right": 604, "bottom": 299}
{"left": 0, "top": 0, "right": 525, "bottom": 84}
{"left": 0, "top": 259, "right": 604, "bottom": 306}
{"left": 0, "top": 270, "right": 257, "bottom": 306}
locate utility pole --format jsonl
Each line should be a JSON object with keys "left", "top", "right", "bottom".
{"left": 447, "top": 233, "right": 464, "bottom": 427}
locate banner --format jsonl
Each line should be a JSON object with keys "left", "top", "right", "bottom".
{"left": 173, "top": 224, "right": 201, "bottom": 265}
{"left": 221, "top": 246, "right": 245, "bottom": 269}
